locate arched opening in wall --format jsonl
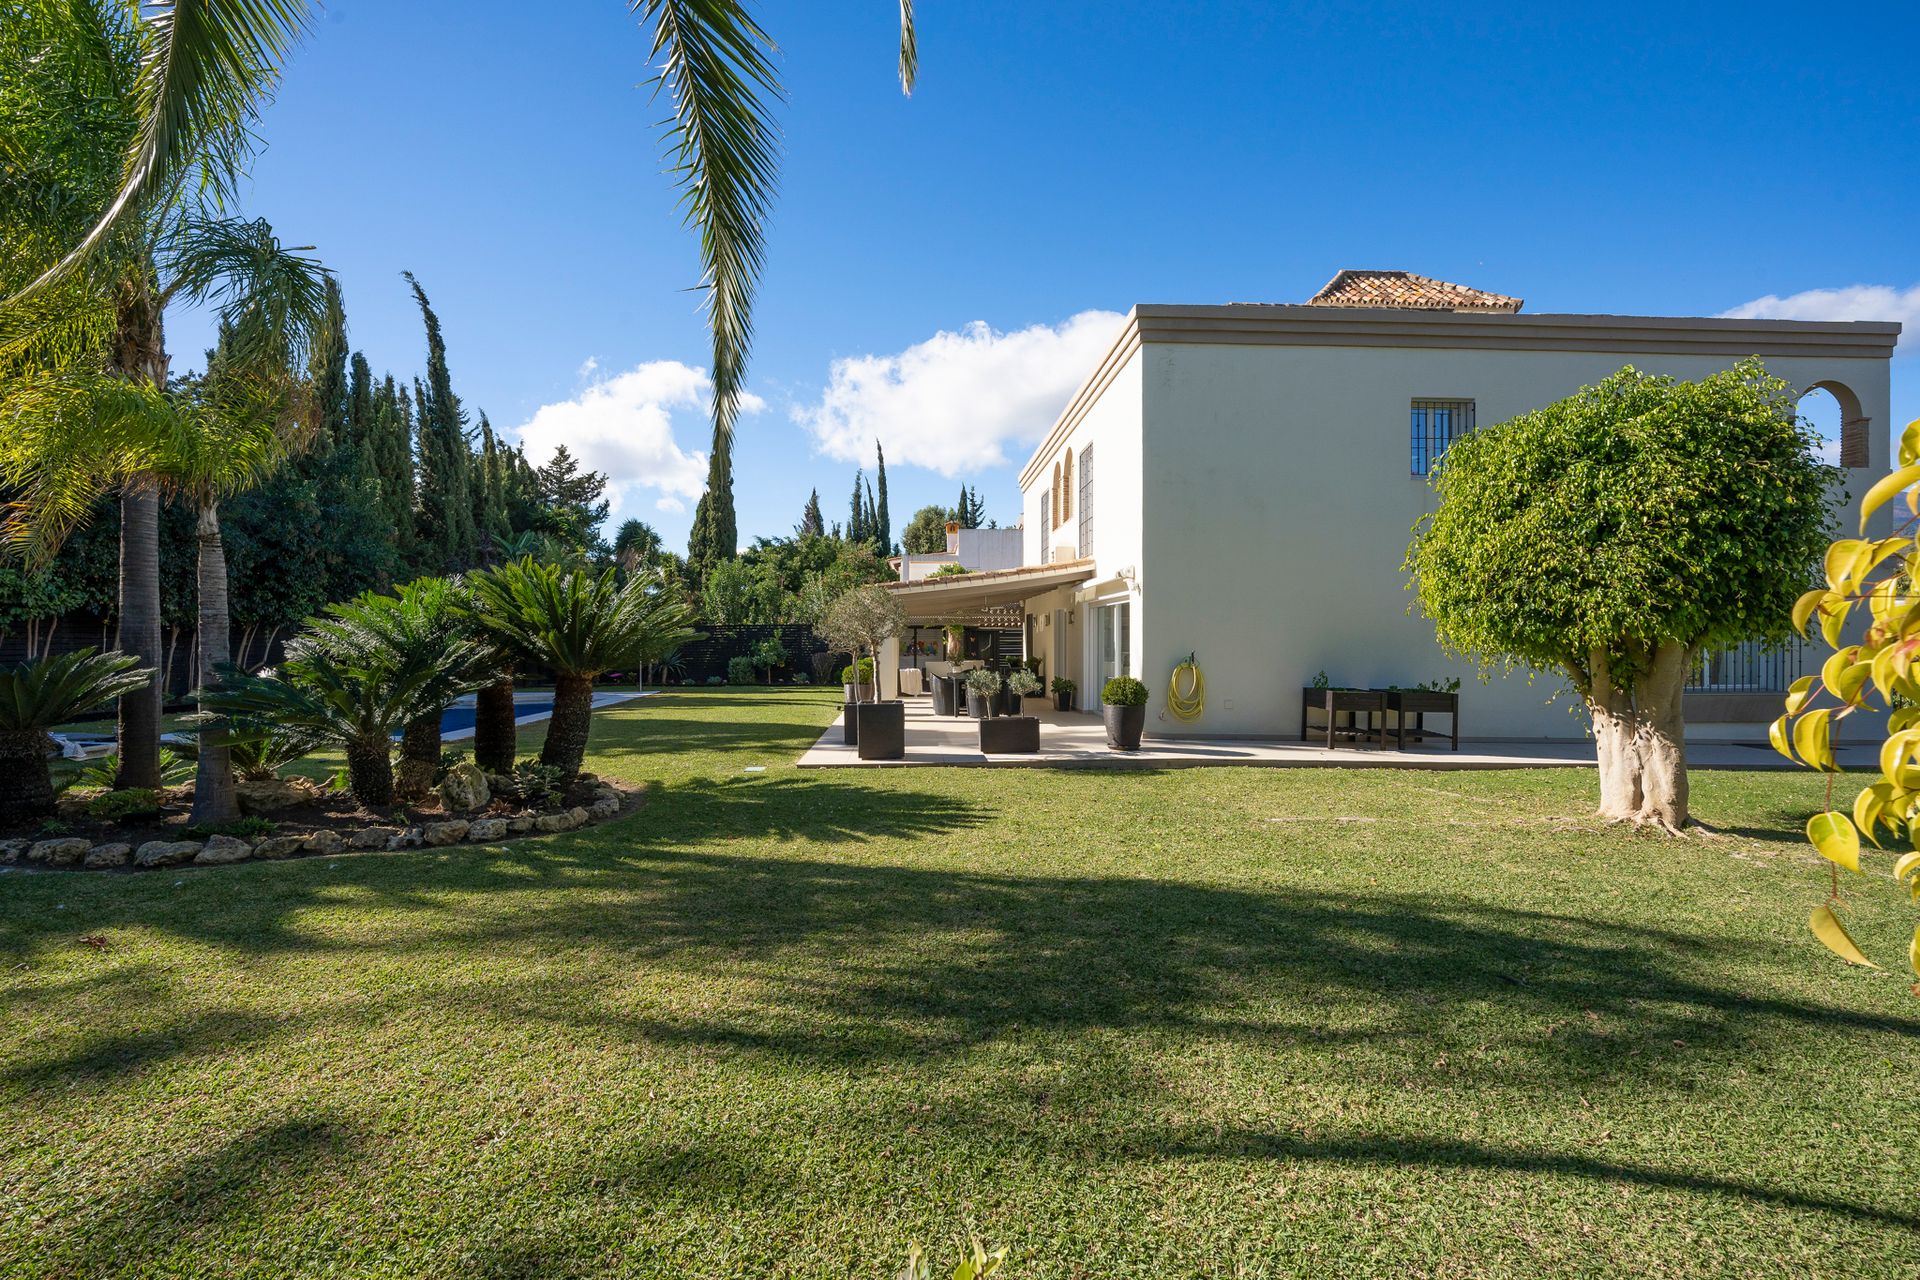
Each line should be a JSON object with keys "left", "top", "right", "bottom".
{"left": 1796, "top": 380, "right": 1868, "bottom": 470}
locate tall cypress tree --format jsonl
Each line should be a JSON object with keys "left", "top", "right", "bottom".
{"left": 799, "top": 488, "right": 823, "bottom": 537}
{"left": 687, "top": 440, "right": 736, "bottom": 574}
{"left": 405, "top": 271, "right": 478, "bottom": 571}
{"left": 347, "top": 351, "right": 373, "bottom": 452}
{"left": 309, "top": 278, "right": 350, "bottom": 450}
{"left": 865, "top": 478, "right": 879, "bottom": 551}
{"left": 475, "top": 414, "right": 511, "bottom": 555}
{"left": 874, "top": 440, "right": 891, "bottom": 554}
{"left": 849, "top": 469, "right": 867, "bottom": 545}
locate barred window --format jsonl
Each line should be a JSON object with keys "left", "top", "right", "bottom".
{"left": 1076, "top": 445, "right": 1093, "bottom": 559}
{"left": 1411, "top": 399, "right": 1476, "bottom": 474}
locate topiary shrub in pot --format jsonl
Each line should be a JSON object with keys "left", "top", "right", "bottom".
{"left": 964, "top": 668, "right": 1002, "bottom": 720}
{"left": 1101, "top": 675, "right": 1149, "bottom": 751}
{"left": 1006, "top": 669, "right": 1043, "bottom": 713}
{"left": 1050, "top": 676, "right": 1077, "bottom": 713}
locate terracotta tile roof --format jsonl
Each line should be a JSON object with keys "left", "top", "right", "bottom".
{"left": 1307, "top": 269, "right": 1523, "bottom": 313}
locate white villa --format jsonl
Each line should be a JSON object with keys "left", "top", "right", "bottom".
{"left": 882, "top": 271, "right": 1901, "bottom": 741}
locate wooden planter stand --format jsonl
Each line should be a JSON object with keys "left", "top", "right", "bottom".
{"left": 1299, "top": 688, "right": 1388, "bottom": 749}
{"left": 1384, "top": 689, "right": 1459, "bottom": 750}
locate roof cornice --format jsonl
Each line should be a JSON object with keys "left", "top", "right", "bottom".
{"left": 1017, "top": 306, "right": 1902, "bottom": 488}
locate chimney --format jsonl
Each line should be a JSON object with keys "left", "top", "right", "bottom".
{"left": 945, "top": 520, "right": 960, "bottom": 554}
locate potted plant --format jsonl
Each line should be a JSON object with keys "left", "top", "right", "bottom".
{"left": 1101, "top": 675, "right": 1149, "bottom": 751}
{"left": 820, "top": 586, "right": 908, "bottom": 759}
{"left": 964, "top": 667, "right": 1002, "bottom": 719}
{"left": 1006, "top": 668, "right": 1043, "bottom": 713}
{"left": 981, "top": 676, "right": 1041, "bottom": 754}
{"left": 1050, "top": 676, "right": 1077, "bottom": 713}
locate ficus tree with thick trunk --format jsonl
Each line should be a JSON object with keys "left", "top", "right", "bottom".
{"left": 1406, "top": 361, "right": 1837, "bottom": 832}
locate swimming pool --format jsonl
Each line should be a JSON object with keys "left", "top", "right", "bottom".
{"left": 437, "top": 699, "right": 552, "bottom": 735}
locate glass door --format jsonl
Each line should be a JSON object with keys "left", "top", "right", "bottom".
{"left": 1096, "top": 602, "right": 1130, "bottom": 691}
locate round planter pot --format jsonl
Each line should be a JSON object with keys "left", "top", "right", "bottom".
{"left": 966, "top": 691, "right": 993, "bottom": 720}
{"left": 1103, "top": 702, "right": 1146, "bottom": 751}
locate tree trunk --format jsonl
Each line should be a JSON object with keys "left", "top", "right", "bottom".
{"left": 111, "top": 275, "right": 168, "bottom": 792}
{"left": 396, "top": 715, "right": 441, "bottom": 800}
{"left": 0, "top": 729, "right": 57, "bottom": 824}
{"left": 345, "top": 736, "right": 395, "bottom": 807}
{"left": 188, "top": 501, "right": 240, "bottom": 827}
{"left": 539, "top": 674, "right": 595, "bottom": 778}
{"left": 115, "top": 482, "right": 164, "bottom": 790}
{"left": 472, "top": 675, "right": 518, "bottom": 774}
{"left": 1584, "top": 643, "right": 1693, "bottom": 833}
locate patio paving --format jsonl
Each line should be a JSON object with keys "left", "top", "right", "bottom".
{"left": 796, "top": 693, "right": 1867, "bottom": 771}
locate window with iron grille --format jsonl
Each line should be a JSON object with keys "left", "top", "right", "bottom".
{"left": 1038, "top": 492, "right": 1050, "bottom": 559}
{"left": 1077, "top": 445, "right": 1093, "bottom": 559}
{"left": 1410, "top": 399, "right": 1476, "bottom": 474}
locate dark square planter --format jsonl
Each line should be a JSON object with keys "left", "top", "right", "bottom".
{"left": 980, "top": 715, "right": 1040, "bottom": 754}
{"left": 1103, "top": 702, "right": 1146, "bottom": 751}
{"left": 856, "top": 700, "right": 906, "bottom": 760}
{"left": 841, "top": 702, "right": 859, "bottom": 745}
{"left": 1053, "top": 692, "right": 1074, "bottom": 713}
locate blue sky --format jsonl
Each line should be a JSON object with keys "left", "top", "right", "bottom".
{"left": 175, "top": 0, "right": 1920, "bottom": 552}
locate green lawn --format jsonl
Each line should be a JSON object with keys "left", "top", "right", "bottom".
{"left": 4, "top": 689, "right": 1917, "bottom": 1278}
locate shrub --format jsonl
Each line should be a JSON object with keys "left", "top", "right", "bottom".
{"left": 511, "top": 758, "right": 570, "bottom": 810}
{"left": 839, "top": 657, "right": 876, "bottom": 686}
{"left": 1050, "top": 677, "right": 1077, "bottom": 696}
{"left": 74, "top": 746, "right": 195, "bottom": 791}
{"left": 726, "top": 655, "right": 758, "bottom": 685}
{"left": 87, "top": 788, "right": 163, "bottom": 822}
{"left": 705, "top": 674, "right": 725, "bottom": 686}
{"left": 0, "top": 650, "right": 155, "bottom": 823}
{"left": 1102, "top": 676, "right": 1149, "bottom": 706}
{"left": 964, "top": 668, "right": 1003, "bottom": 696}
{"left": 1006, "top": 670, "right": 1041, "bottom": 698}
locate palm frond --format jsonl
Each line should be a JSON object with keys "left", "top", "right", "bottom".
{"left": 0, "top": 649, "right": 155, "bottom": 732}
{"left": 633, "top": 0, "right": 782, "bottom": 456}
{"left": 7, "top": 0, "right": 313, "bottom": 303}
{"left": 898, "top": 0, "right": 917, "bottom": 94}
{"left": 160, "top": 214, "right": 330, "bottom": 374}
{"left": 470, "top": 557, "right": 700, "bottom": 678}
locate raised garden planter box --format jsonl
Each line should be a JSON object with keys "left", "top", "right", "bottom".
{"left": 980, "top": 715, "right": 1039, "bottom": 754}
{"left": 1299, "top": 687, "right": 1387, "bottom": 749}
{"left": 1384, "top": 689, "right": 1459, "bottom": 750}
{"left": 856, "top": 700, "right": 906, "bottom": 760}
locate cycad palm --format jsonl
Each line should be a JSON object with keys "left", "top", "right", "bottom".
{"left": 469, "top": 559, "right": 698, "bottom": 778}
{"left": 0, "top": 649, "right": 154, "bottom": 823}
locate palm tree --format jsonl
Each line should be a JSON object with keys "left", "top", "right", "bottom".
{"left": 2, "top": 2, "right": 319, "bottom": 790}
{"left": 469, "top": 559, "right": 698, "bottom": 779}
{"left": 305, "top": 578, "right": 488, "bottom": 799}
{"left": 0, "top": 649, "right": 154, "bottom": 823}
{"left": 12, "top": 0, "right": 916, "bottom": 571}
{"left": 206, "top": 602, "right": 492, "bottom": 807}
{"left": 1, "top": 220, "right": 329, "bottom": 826}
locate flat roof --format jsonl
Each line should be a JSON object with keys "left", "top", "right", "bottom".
{"left": 881, "top": 559, "right": 1095, "bottom": 620}
{"left": 1017, "top": 305, "right": 1903, "bottom": 488}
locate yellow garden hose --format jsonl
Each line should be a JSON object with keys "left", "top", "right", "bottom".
{"left": 1167, "top": 653, "right": 1205, "bottom": 721}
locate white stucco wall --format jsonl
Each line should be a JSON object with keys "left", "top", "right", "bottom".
{"left": 1132, "top": 339, "right": 1893, "bottom": 739}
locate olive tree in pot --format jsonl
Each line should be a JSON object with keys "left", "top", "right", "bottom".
{"left": 1050, "top": 676, "right": 1077, "bottom": 713}
{"left": 1102, "top": 676, "right": 1149, "bottom": 751}
{"left": 982, "top": 669, "right": 1042, "bottom": 753}
{"left": 820, "top": 585, "right": 907, "bottom": 756}
{"left": 1007, "top": 668, "right": 1043, "bottom": 713}
{"left": 964, "top": 667, "right": 1002, "bottom": 720}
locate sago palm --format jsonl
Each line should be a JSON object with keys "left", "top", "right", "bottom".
{"left": 0, "top": 649, "right": 154, "bottom": 823}
{"left": 469, "top": 559, "right": 698, "bottom": 779}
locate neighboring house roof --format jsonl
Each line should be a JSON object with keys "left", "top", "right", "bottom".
{"left": 1308, "top": 269, "right": 1523, "bottom": 313}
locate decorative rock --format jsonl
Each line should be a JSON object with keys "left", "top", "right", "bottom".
{"left": 134, "top": 840, "right": 202, "bottom": 869}
{"left": 194, "top": 834, "right": 254, "bottom": 865}
{"left": 234, "top": 777, "right": 313, "bottom": 815}
{"left": 0, "top": 838, "right": 28, "bottom": 864}
{"left": 302, "top": 830, "right": 346, "bottom": 854}
{"left": 29, "top": 837, "right": 92, "bottom": 867}
{"left": 386, "top": 827, "right": 424, "bottom": 850}
{"left": 252, "top": 835, "right": 306, "bottom": 860}
{"left": 83, "top": 842, "right": 132, "bottom": 870}
{"left": 438, "top": 762, "right": 490, "bottom": 813}
{"left": 568, "top": 806, "right": 589, "bottom": 826}
{"left": 55, "top": 789, "right": 104, "bottom": 819}
{"left": 533, "top": 809, "right": 584, "bottom": 834}
{"left": 587, "top": 797, "right": 620, "bottom": 820}
{"left": 423, "top": 820, "right": 469, "bottom": 846}
{"left": 465, "top": 817, "right": 508, "bottom": 842}
{"left": 348, "top": 826, "right": 398, "bottom": 850}
{"left": 505, "top": 817, "right": 534, "bottom": 835}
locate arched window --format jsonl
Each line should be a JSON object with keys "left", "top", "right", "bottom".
{"left": 1051, "top": 462, "right": 1062, "bottom": 527}
{"left": 1060, "top": 450, "right": 1073, "bottom": 523}
{"left": 1799, "top": 380, "right": 1870, "bottom": 469}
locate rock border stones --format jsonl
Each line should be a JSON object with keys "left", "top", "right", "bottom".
{"left": 1, "top": 779, "right": 635, "bottom": 875}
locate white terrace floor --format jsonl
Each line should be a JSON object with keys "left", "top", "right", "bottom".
{"left": 796, "top": 693, "right": 1869, "bottom": 771}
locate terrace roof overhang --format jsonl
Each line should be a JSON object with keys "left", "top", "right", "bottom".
{"left": 881, "top": 559, "right": 1096, "bottom": 622}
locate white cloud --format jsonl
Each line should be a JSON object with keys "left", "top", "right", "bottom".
{"left": 1720, "top": 283, "right": 1920, "bottom": 351}
{"left": 793, "top": 310, "right": 1126, "bottom": 475}
{"left": 508, "top": 361, "right": 763, "bottom": 518}
{"left": 576, "top": 355, "right": 600, "bottom": 380}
